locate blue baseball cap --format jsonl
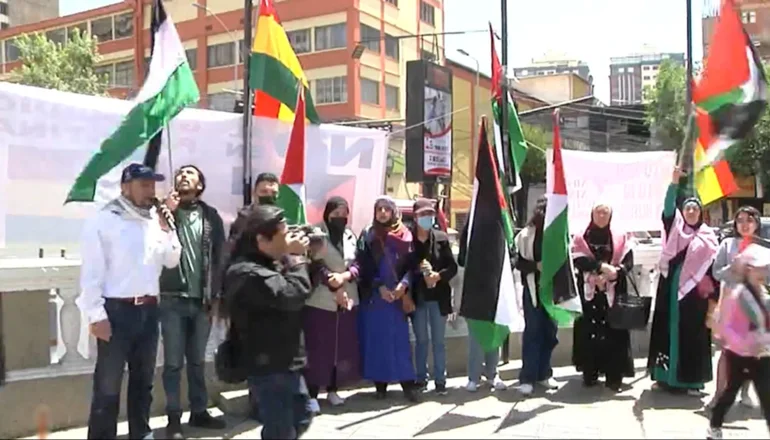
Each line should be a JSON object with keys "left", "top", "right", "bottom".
{"left": 120, "top": 163, "right": 165, "bottom": 183}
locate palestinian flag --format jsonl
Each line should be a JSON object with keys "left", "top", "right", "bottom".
{"left": 65, "top": 0, "right": 198, "bottom": 203}
{"left": 692, "top": 0, "right": 767, "bottom": 175}
{"left": 275, "top": 85, "right": 307, "bottom": 225}
{"left": 541, "top": 110, "right": 581, "bottom": 325}
{"left": 489, "top": 23, "right": 528, "bottom": 194}
{"left": 250, "top": 0, "right": 320, "bottom": 123}
{"left": 459, "top": 116, "right": 522, "bottom": 352}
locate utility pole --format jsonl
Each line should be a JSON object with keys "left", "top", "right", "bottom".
{"left": 242, "top": 0, "right": 254, "bottom": 206}
{"left": 500, "top": 0, "right": 512, "bottom": 365}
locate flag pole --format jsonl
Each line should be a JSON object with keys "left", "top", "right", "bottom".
{"left": 683, "top": 0, "right": 695, "bottom": 193}
{"left": 242, "top": 0, "right": 255, "bottom": 206}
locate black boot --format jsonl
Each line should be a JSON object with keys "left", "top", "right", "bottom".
{"left": 165, "top": 413, "right": 185, "bottom": 440}
{"left": 188, "top": 410, "right": 226, "bottom": 430}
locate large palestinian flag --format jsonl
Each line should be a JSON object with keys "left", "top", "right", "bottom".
{"left": 276, "top": 84, "right": 307, "bottom": 225}
{"left": 541, "top": 110, "right": 581, "bottom": 325}
{"left": 250, "top": 0, "right": 320, "bottom": 123}
{"left": 66, "top": 0, "right": 198, "bottom": 202}
{"left": 459, "top": 117, "right": 523, "bottom": 352}
{"left": 692, "top": 0, "right": 767, "bottom": 203}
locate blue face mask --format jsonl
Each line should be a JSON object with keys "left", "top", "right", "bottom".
{"left": 417, "top": 216, "right": 435, "bottom": 230}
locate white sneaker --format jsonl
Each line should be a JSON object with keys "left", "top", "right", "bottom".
{"left": 465, "top": 381, "right": 479, "bottom": 392}
{"left": 518, "top": 383, "right": 534, "bottom": 396}
{"left": 491, "top": 376, "right": 508, "bottom": 391}
{"left": 707, "top": 427, "right": 723, "bottom": 439}
{"left": 740, "top": 392, "right": 756, "bottom": 408}
{"left": 308, "top": 398, "right": 321, "bottom": 414}
{"left": 327, "top": 391, "right": 345, "bottom": 407}
{"left": 538, "top": 378, "right": 560, "bottom": 390}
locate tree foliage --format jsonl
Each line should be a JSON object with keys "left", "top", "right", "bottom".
{"left": 10, "top": 29, "right": 109, "bottom": 96}
{"left": 521, "top": 123, "right": 549, "bottom": 183}
{"left": 644, "top": 58, "right": 770, "bottom": 189}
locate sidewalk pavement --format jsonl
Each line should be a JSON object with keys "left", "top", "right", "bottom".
{"left": 25, "top": 357, "right": 768, "bottom": 439}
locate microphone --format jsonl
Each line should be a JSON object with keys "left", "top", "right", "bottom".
{"left": 151, "top": 197, "right": 176, "bottom": 232}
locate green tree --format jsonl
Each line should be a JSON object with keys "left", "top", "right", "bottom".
{"left": 644, "top": 59, "right": 687, "bottom": 150}
{"left": 513, "top": 123, "right": 549, "bottom": 225}
{"left": 10, "top": 29, "right": 109, "bottom": 96}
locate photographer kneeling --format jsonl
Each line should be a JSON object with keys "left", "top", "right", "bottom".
{"left": 224, "top": 205, "right": 314, "bottom": 439}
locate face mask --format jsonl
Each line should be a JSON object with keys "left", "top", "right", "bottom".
{"left": 417, "top": 216, "right": 435, "bottom": 230}
{"left": 258, "top": 195, "right": 277, "bottom": 205}
{"left": 328, "top": 217, "right": 348, "bottom": 232}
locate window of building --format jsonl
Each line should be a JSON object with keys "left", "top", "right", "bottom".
{"left": 361, "top": 78, "right": 379, "bottom": 105}
{"left": 113, "top": 12, "right": 133, "bottom": 40}
{"left": 315, "top": 76, "right": 347, "bottom": 104}
{"left": 360, "top": 24, "right": 380, "bottom": 52}
{"left": 385, "top": 0, "right": 398, "bottom": 6}
{"left": 619, "top": 67, "right": 625, "bottom": 73}
{"left": 315, "top": 23, "right": 346, "bottom": 51}
{"left": 421, "top": 49, "right": 436, "bottom": 62}
{"left": 0, "top": 22, "right": 7, "bottom": 30}
{"left": 643, "top": 75, "right": 651, "bottom": 81}
{"left": 286, "top": 29, "right": 311, "bottom": 54}
{"left": 385, "top": 84, "right": 399, "bottom": 110}
{"left": 0, "top": 3, "right": 7, "bottom": 16}
{"left": 420, "top": 1, "right": 435, "bottom": 26}
{"left": 91, "top": 16, "right": 114, "bottom": 43}
{"left": 113, "top": 61, "right": 134, "bottom": 87}
{"left": 67, "top": 22, "right": 88, "bottom": 40}
{"left": 652, "top": 65, "right": 659, "bottom": 70}
{"left": 95, "top": 64, "right": 113, "bottom": 85}
{"left": 628, "top": 67, "right": 634, "bottom": 73}
{"left": 208, "top": 92, "right": 236, "bottom": 112}
{"left": 185, "top": 48, "right": 197, "bottom": 70}
{"left": 519, "top": 69, "right": 528, "bottom": 76}
{"left": 743, "top": 10, "right": 757, "bottom": 24}
{"left": 643, "top": 65, "right": 650, "bottom": 70}
{"left": 207, "top": 42, "right": 236, "bottom": 68}
{"left": 46, "top": 28, "right": 66, "bottom": 45}
{"left": 4, "top": 39, "right": 18, "bottom": 62}
{"left": 385, "top": 34, "right": 399, "bottom": 60}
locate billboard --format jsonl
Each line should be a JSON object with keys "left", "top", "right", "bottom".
{"left": 405, "top": 60, "right": 453, "bottom": 183}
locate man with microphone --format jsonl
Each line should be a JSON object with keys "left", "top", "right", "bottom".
{"left": 77, "top": 163, "right": 182, "bottom": 440}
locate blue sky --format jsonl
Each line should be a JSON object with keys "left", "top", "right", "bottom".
{"left": 61, "top": 0, "right": 709, "bottom": 103}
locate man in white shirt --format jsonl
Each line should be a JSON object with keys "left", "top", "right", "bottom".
{"left": 76, "top": 163, "right": 182, "bottom": 440}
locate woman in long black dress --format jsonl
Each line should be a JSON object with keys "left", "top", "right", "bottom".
{"left": 647, "top": 167, "right": 719, "bottom": 394}
{"left": 571, "top": 202, "right": 635, "bottom": 391}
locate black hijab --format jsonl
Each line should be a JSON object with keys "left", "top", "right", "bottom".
{"left": 323, "top": 196, "right": 349, "bottom": 251}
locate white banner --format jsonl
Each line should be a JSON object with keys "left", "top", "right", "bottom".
{"left": 0, "top": 82, "right": 388, "bottom": 257}
{"left": 546, "top": 149, "right": 676, "bottom": 234}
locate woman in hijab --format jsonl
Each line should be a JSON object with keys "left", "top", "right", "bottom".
{"left": 648, "top": 167, "right": 719, "bottom": 394}
{"left": 303, "top": 197, "right": 361, "bottom": 413}
{"left": 356, "top": 196, "right": 420, "bottom": 402}
{"left": 571, "top": 201, "right": 636, "bottom": 391}
{"left": 515, "top": 196, "right": 560, "bottom": 396}
{"left": 706, "top": 205, "right": 762, "bottom": 410}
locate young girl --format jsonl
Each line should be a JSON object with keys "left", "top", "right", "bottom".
{"left": 708, "top": 244, "right": 770, "bottom": 439}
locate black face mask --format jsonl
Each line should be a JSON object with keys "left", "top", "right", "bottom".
{"left": 328, "top": 217, "right": 348, "bottom": 232}
{"left": 258, "top": 195, "right": 277, "bottom": 205}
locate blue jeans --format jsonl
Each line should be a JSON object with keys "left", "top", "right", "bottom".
{"left": 160, "top": 296, "right": 211, "bottom": 415}
{"left": 250, "top": 371, "right": 313, "bottom": 439}
{"left": 467, "top": 335, "right": 500, "bottom": 383}
{"left": 519, "top": 288, "right": 558, "bottom": 384}
{"left": 87, "top": 299, "right": 159, "bottom": 440}
{"left": 411, "top": 301, "right": 447, "bottom": 385}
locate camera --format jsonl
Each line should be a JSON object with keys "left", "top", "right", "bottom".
{"left": 287, "top": 224, "right": 327, "bottom": 247}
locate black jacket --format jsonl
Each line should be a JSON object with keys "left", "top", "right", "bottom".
{"left": 224, "top": 251, "right": 312, "bottom": 375}
{"left": 408, "top": 229, "right": 458, "bottom": 315}
{"left": 159, "top": 201, "right": 225, "bottom": 305}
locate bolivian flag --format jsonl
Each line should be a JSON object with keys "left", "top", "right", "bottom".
{"left": 692, "top": 0, "right": 767, "bottom": 204}
{"left": 250, "top": 0, "right": 320, "bottom": 123}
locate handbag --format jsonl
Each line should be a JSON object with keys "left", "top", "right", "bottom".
{"left": 607, "top": 270, "right": 652, "bottom": 331}
{"left": 214, "top": 325, "right": 247, "bottom": 384}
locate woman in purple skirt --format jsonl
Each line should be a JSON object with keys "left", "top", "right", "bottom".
{"left": 303, "top": 197, "right": 362, "bottom": 413}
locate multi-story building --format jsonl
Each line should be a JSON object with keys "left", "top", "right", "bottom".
{"left": 609, "top": 52, "right": 685, "bottom": 105}
{"left": 0, "top": 0, "right": 444, "bottom": 121}
{"left": 0, "top": 0, "right": 58, "bottom": 30}
{"left": 703, "top": 0, "right": 770, "bottom": 60}
{"left": 512, "top": 53, "right": 591, "bottom": 83}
